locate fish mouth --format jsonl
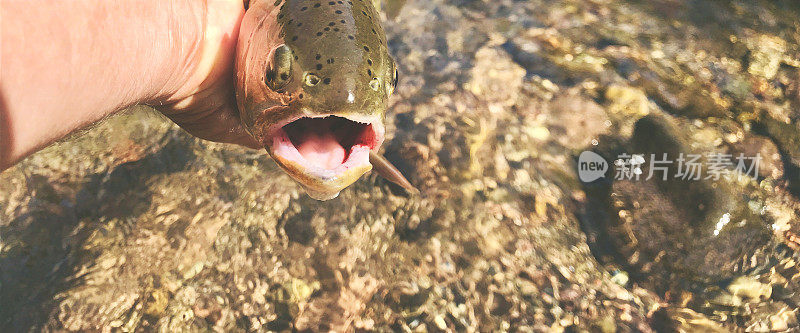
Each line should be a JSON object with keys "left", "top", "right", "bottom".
{"left": 266, "top": 114, "right": 385, "bottom": 200}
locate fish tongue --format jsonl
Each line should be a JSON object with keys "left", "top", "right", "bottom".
{"left": 295, "top": 131, "right": 346, "bottom": 170}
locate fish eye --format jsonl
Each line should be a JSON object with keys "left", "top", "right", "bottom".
{"left": 265, "top": 44, "right": 293, "bottom": 91}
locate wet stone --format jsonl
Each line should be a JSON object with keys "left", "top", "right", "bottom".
{"left": 726, "top": 134, "right": 784, "bottom": 180}
{"left": 547, "top": 89, "right": 610, "bottom": 150}
{"left": 581, "top": 113, "right": 800, "bottom": 328}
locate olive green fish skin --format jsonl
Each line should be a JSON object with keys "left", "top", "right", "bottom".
{"left": 236, "top": 0, "right": 396, "bottom": 144}
{"left": 277, "top": 0, "right": 394, "bottom": 120}
{"left": 236, "top": 0, "right": 399, "bottom": 199}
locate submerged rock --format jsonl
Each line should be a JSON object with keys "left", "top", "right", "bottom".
{"left": 581, "top": 113, "right": 800, "bottom": 329}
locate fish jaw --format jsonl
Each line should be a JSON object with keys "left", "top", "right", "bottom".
{"left": 264, "top": 114, "right": 385, "bottom": 200}
{"left": 235, "top": 0, "right": 395, "bottom": 200}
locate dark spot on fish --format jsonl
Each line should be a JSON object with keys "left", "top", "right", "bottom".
{"left": 334, "top": 28, "right": 339, "bottom": 32}
{"left": 301, "top": 6, "right": 307, "bottom": 11}
{"left": 292, "top": 36, "right": 298, "bottom": 41}
{"left": 348, "top": 35, "right": 354, "bottom": 40}
{"left": 316, "top": 64, "right": 323, "bottom": 70}
{"left": 340, "top": 19, "right": 345, "bottom": 23}
{"left": 324, "top": 27, "right": 330, "bottom": 31}
{"left": 336, "top": 10, "right": 343, "bottom": 14}
{"left": 367, "top": 69, "right": 373, "bottom": 76}
{"left": 323, "top": 78, "right": 331, "bottom": 84}
{"left": 329, "top": 22, "right": 336, "bottom": 26}
{"left": 317, "top": 32, "right": 323, "bottom": 36}
{"left": 364, "top": 46, "right": 370, "bottom": 52}
{"left": 314, "top": 3, "right": 321, "bottom": 8}
{"left": 297, "top": 22, "right": 303, "bottom": 27}
{"left": 299, "top": 93, "right": 304, "bottom": 99}
{"left": 316, "top": 54, "right": 322, "bottom": 60}
{"left": 329, "top": 1, "right": 335, "bottom": 4}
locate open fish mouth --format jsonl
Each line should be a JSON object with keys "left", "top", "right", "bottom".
{"left": 266, "top": 114, "right": 385, "bottom": 200}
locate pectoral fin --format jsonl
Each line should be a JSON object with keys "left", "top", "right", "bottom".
{"left": 369, "top": 151, "right": 419, "bottom": 194}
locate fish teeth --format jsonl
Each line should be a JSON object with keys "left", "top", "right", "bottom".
{"left": 337, "top": 114, "right": 377, "bottom": 124}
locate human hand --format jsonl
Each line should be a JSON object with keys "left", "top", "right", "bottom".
{"left": 0, "top": 0, "right": 258, "bottom": 170}
{"left": 152, "top": 1, "right": 260, "bottom": 150}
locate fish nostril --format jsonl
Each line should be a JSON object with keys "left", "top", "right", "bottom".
{"left": 305, "top": 74, "right": 320, "bottom": 86}
{"left": 369, "top": 78, "right": 381, "bottom": 91}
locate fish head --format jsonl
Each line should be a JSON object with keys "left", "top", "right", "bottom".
{"left": 236, "top": 0, "right": 398, "bottom": 200}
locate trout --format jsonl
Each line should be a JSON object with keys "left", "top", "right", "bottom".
{"left": 236, "top": 0, "right": 413, "bottom": 200}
